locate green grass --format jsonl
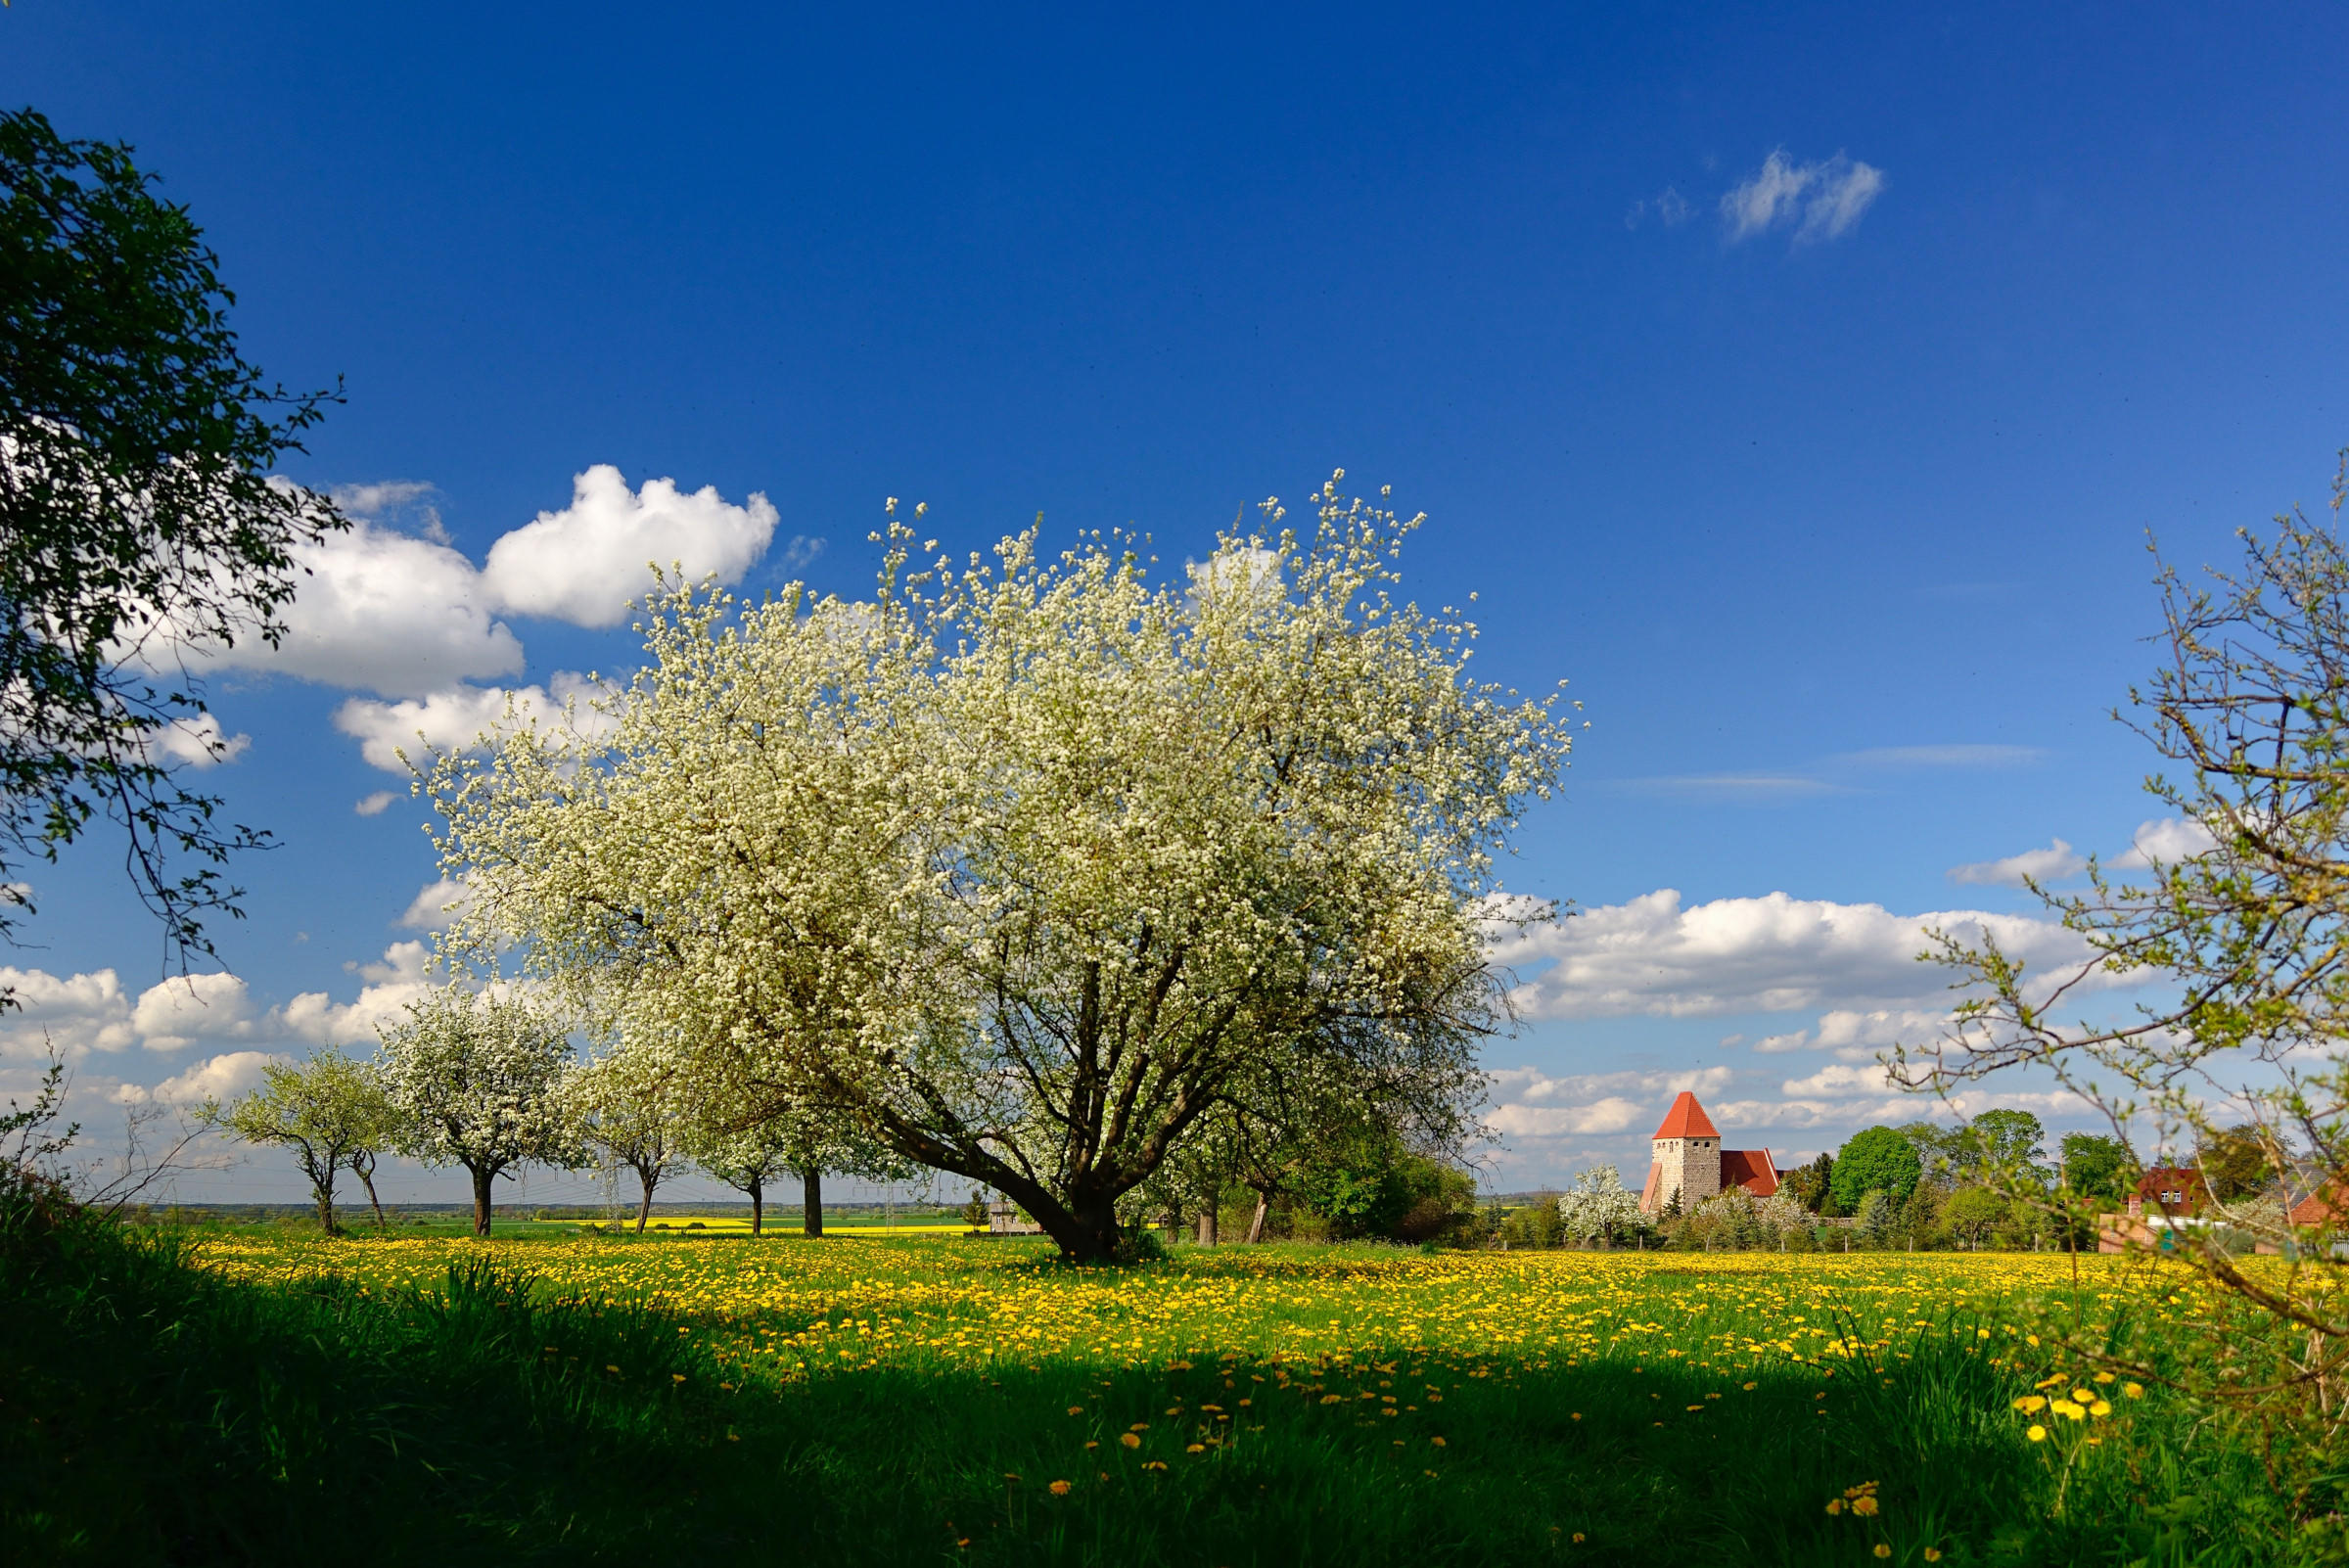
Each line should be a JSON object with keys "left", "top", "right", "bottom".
{"left": 0, "top": 1186, "right": 2314, "bottom": 1567}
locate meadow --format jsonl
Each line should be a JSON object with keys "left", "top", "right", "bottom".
{"left": 0, "top": 1208, "right": 2301, "bottom": 1566}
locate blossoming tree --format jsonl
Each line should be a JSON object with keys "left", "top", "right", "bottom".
{"left": 428, "top": 477, "right": 1574, "bottom": 1261}
{"left": 566, "top": 1044, "right": 690, "bottom": 1233}
{"left": 378, "top": 985, "right": 579, "bottom": 1236}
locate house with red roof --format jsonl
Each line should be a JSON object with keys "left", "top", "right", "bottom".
{"left": 1636, "top": 1091, "right": 1780, "bottom": 1215}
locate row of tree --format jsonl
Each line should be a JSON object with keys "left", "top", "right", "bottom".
{"left": 207, "top": 988, "right": 905, "bottom": 1237}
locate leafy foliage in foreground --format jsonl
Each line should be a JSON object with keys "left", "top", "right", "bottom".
{"left": 0, "top": 1196, "right": 2314, "bottom": 1566}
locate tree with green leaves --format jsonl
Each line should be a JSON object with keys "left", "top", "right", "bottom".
{"left": 378, "top": 987, "right": 580, "bottom": 1236}
{"left": 1895, "top": 1120, "right": 1964, "bottom": 1187}
{"left": 2197, "top": 1123, "right": 2276, "bottom": 1204}
{"left": 1830, "top": 1126, "right": 1922, "bottom": 1214}
{"left": 1, "top": 108, "right": 344, "bottom": 986}
{"left": 681, "top": 1084, "right": 913, "bottom": 1239}
{"left": 2057, "top": 1131, "right": 2133, "bottom": 1205}
{"left": 1904, "top": 454, "right": 2349, "bottom": 1476}
{"left": 1780, "top": 1151, "right": 1834, "bottom": 1215}
{"left": 1964, "top": 1109, "right": 2051, "bottom": 1187}
{"left": 1943, "top": 1185, "right": 2006, "bottom": 1249}
{"left": 203, "top": 1050, "right": 396, "bottom": 1234}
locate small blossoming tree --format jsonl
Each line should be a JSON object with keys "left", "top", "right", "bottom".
{"left": 379, "top": 985, "right": 579, "bottom": 1236}
{"left": 1554, "top": 1163, "right": 1646, "bottom": 1247}
{"left": 566, "top": 1045, "right": 689, "bottom": 1234}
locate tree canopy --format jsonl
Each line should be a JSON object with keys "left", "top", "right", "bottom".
{"left": 378, "top": 987, "right": 578, "bottom": 1235}
{"left": 428, "top": 480, "right": 1574, "bottom": 1259}
{"left": 1831, "top": 1126, "right": 1923, "bottom": 1211}
{"left": 203, "top": 1049, "right": 394, "bottom": 1234}
{"left": 0, "top": 108, "right": 343, "bottom": 979}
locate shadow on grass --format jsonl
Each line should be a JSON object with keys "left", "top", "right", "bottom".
{"left": 0, "top": 1192, "right": 2288, "bottom": 1567}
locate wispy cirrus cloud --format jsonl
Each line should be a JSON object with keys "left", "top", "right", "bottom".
{"left": 1612, "top": 741, "right": 2045, "bottom": 801}
{"left": 1722, "top": 149, "right": 1886, "bottom": 246}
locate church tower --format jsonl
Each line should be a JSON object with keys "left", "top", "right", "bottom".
{"left": 1649, "top": 1091, "right": 1723, "bottom": 1212}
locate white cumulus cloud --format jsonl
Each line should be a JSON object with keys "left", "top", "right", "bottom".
{"left": 398, "top": 878, "right": 474, "bottom": 933}
{"left": 151, "top": 712, "right": 252, "bottom": 769}
{"left": 1491, "top": 888, "right": 2095, "bottom": 1020}
{"left": 333, "top": 671, "right": 616, "bottom": 773}
{"left": 481, "top": 465, "right": 788, "bottom": 628}
{"left": 281, "top": 942, "right": 441, "bottom": 1046}
{"left": 1948, "top": 838, "right": 2088, "bottom": 888}
{"left": 354, "top": 790, "right": 397, "bottom": 817}
{"left": 1755, "top": 1007, "right": 1953, "bottom": 1058}
{"left": 129, "top": 972, "right": 269, "bottom": 1052}
{"left": 0, "top": 967, "right": 137, "bottom": 1056}
{"left": 1484, "top": 1066, "right": 1735, "bottom": 1139}
{"left": 2114, "top": 816, "right": 2219, "bottom": 869}
{"left": 148, "top": 1049, "right": 282, "bottom": 1106}
{"left": 1722, "top": 149, "right": 1885, "bottom": 246}
{"left": 183, "top": 519, "right": 525, "bottom": 697}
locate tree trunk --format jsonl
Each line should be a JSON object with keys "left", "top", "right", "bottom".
{"left": 351, "top": 1152, "right": 388, "bottom": 1233}
{"left": 634, "top": 1164, "right": 658, "bottom": 1233}
{"left": 470, "top": 1164, "right": 495, "bottom": 1237}
{"left": 802, "top": 1164, "right": 823, "bottom": 1237}
{"left": 1247, "top": 1188, "right": 1269, "bottom": 1244}
{"left": 313, "top": 1179, "right": 337, "bottom": 1236}
{"left": 1197, "top": 1207, "right": 1218, "bottom": 1246}
{"left": 749, "top": 1174, "right": 763, "bottom": 1237}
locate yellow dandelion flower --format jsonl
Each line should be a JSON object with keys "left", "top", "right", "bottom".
{"left": 1048, "top": 1480, "right": 1071, "bottom": 1496}
{"left": 1825, "top": 1499, "right": 1843, "bottom": 1516}
{"left": 2089, "top": 1399, "right": 2111, "bottom": 1418}
{"left": 1924, "top": 1549, "right": 1943, "bottom": 1563}
{"left": 2011, "top": 1396, "right": 2047, "bottom": 1412}
{"left": 1874, "top": 1546, "right": 1892, "bottom": 1559}
{"left": 1120, "top": 1433, "right": 1141, "bottom": 1449}
{"left": 1852, "top": 1495, "right": 1878, "bottom": 1517}
{"left": 2026, "top": 1424, "right": 2048, "bottom": 1443}
{"left": 1067, "top": 1406, "right": 1083, "bottom": 1415}
{"left": 2123, "top": 1382, "right": 2144, "bottom": 1399}
{"left": 1431, "top": 1436, "right": 1447, "bottom": 1447}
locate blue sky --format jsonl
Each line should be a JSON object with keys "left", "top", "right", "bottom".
{"left": 7, "top": 3, "right": 2347, "bottom": 1203}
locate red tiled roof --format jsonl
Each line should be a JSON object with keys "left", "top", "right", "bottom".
{"left": 2290, "top": 1184, "right": 2345, "bottom": 1226}
{"left": 1721, "top": 1148, "right": 1778, "bottom": 1199}
{"left": 1652, "top": 1091, "right": 1721, "bottom": 1140}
